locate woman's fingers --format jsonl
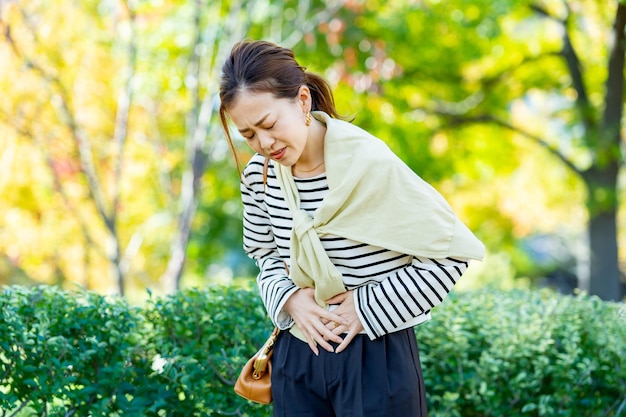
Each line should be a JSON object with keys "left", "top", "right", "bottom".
{"left": 320, "top": 311, "right": 349, "bottom": 326}
{"left": 332, "top": 316, "right": 364, "bottom": 353}
{"left": 325, "top": 290, "right": 365, "bottom": 352}
{"left": 305, "top": 334, "right": 319, "bottom": 356}
{"left": 300, "top": 311, "right": 346, "bottom": 352}
{"left": 335, "top": 331, "right": 357, "bottom": 353}
{"left": 285, "top": 288, "right": 365, "bottom": 354}
{"left": 306, "top": 321, "right": 342, "bottom": 353}
{"left": 325, "top": 292, "right": 348, "bottom": 305}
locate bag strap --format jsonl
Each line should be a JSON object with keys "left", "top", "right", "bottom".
{"left": 263, "top": 157, "right": 269, "bottom": 192}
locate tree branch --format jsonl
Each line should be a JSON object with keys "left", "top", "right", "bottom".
{"left": 159, "top": 0, "right": 236, "bottom": 291}
{"left": 531, "top": 3, "right": 595, "bottom": 133}
{"left": 3, "top": 5, "right": 132, "bottom": 293}
{"left": 7, "top": 393, "right": 34, "bottom": 417}
{"left": 529, "top": 4, "right": 565, "bottom": 23}
{"left": 443, "top": 112, "right": 583, "bottom": 177}
{"left": 112, "top": 0, "right": 138, "bottom": 223}
{"left": 206, "top": 352, "right": 235, "bottom": 386}
{"left": 601, "top": 2, "right": 626, "bottom": 144}
{"left": 614, "top": 396, "right": 626, "bottom": 417}
{"left": 3, "top": 20, "right": 113, "bottom": 232}
{"left": 13, "top": 124, "right": 104, "bottom": 265}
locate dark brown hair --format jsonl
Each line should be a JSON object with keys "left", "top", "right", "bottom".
{"left": 219, "top": 40, "right": 341, "bottom": 174}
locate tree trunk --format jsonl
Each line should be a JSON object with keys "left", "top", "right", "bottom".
{"left": 584, "top": 3, "right": 626, "bottom": 302}
{"left": 107, "top": 234, "right": 125, "bottom": 296}
{"left": 584, "top": 162, "right": 623, "bottom": 301}
{"left": 587, "top": 208, "right": 622, "bottom": 301}
{"left": 160, "top": 182, "right": 199, "bottom": 294}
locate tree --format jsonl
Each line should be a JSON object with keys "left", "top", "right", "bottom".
{"left": 1, "top": 0, "right": 139, "bottom": 295}
{"left": 3, "top": 0, "right": 623, "bottom": 301}
{"left": 314, "top": 0, "right": 625, "bottom": 301}
{"left": 501, "top": 1, "right": 625, "bottom": 301}
{"left": 444, "top": 0, "right": 626, "bottom": 301}
{"left": 0, "top": 0, "right": 347, "bottom": 296}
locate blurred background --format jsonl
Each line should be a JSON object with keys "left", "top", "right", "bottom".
{"left": 1, "top": 0, "right": 624, "bottom": 303}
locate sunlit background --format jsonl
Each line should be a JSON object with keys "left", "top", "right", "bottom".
{"left": 1, "top": 0, "right": 624, "bottom": 303}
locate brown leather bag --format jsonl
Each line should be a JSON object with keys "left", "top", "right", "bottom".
{"left": 234, "top": 161, "right": 285, "bottom": 404}
{"left": 234, "top": 327, "right": 279, "bottom": 404}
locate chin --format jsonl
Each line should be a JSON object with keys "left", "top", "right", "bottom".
{"left": 274, "top": 160, "right": 293, "bottom": 167}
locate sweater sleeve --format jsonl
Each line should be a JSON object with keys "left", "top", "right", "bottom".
{"left": 353, "top": 256, "right": 469, "bottom": 339}
{"left": 240, "top": 160, "right": 298, "bottom": 330}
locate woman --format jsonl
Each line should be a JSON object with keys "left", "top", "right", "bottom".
{"left": 219, "top": 39, "right": 484, "bottom": 417}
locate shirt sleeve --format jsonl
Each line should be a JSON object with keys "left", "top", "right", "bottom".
{"left": 240, "top": 162, "right": 298, "bottom": 330}
{"left": 353, "top": 256, "right": 469, "bottom": 339}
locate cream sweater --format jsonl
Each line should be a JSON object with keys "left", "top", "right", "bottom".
{"left": 275, "top": 111, "right": 485, "bottom": 310}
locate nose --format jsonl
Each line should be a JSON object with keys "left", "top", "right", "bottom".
{"left": 258, "top": 132, "right": 275, "bottom": 151}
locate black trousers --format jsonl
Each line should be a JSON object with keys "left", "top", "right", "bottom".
{"left": 271, "top": 328, "right": 428, "bottom": 417}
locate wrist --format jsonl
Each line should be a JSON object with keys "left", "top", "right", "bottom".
{"left": 284, "top": 287, "right": 313, "bottom": 314}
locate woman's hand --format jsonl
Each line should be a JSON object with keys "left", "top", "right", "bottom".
{"left": 283, "top": 288, "right": 348, "bottom": 355}
{"left": 324, "top": 290, "right": 364, "bottom": 353}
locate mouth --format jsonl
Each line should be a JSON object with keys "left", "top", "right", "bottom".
{"left": 271, "top": 147, "right": 287, "bottom": 160}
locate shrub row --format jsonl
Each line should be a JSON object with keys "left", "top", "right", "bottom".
{"left": 417, "top": 288, "right": 625, "bottom": 417}
{"left": 0, "top": 285, "right": 624, "bottom": 416}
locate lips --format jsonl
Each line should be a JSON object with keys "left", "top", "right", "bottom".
{"left": 271, "top": 147, "right": 286, "bottom": 160}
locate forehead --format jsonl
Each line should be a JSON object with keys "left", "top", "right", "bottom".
{"left": 227, "top": 92, "right": 291, "bottom": 127}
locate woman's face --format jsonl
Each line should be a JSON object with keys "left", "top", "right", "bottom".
{"left": 226, "top": 87, "right": 311, "bottom": 167}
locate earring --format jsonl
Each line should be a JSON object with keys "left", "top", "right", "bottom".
{"left": 305, "top": 112, "right": 312, "bottom": 126}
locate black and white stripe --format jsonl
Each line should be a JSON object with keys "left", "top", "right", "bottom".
{"left": 241, "top": 154, "right": 469, "bottom": 339}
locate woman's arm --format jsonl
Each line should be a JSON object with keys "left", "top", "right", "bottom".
{"left": 241, "top": 160, "right": 299, "bottom": 329}
{"left": 352, "top": 256, "right": 469, "bottom": 339}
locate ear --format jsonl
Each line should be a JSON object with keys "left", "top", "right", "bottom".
{"left": 297, "top": 85, "right": 312, "bottom": 113}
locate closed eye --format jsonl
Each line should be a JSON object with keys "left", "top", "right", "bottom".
{"left": 242, "top": 121, "right": 275, "bottom": 140}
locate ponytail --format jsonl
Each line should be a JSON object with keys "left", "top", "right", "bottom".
{"left": 305, "top": 72, "right": 342, "bottom": 119}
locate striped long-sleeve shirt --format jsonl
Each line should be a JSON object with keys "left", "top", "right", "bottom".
{"left": 241, "top": 154, "right": 469, "bottom": 339}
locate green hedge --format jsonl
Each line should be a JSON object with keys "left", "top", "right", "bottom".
{"left": 0, "top": 285, "right": 624, "bottom": 416}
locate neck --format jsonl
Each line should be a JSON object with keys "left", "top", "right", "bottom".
{"left": 293, "top": 160, "right": 325, "bottom": 173}
{"left": 293, "top": 118, "right": 326, "bottom": 175}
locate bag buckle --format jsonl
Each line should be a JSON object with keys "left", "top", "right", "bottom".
{"left": 252, "top": 330, "right": 278, "bottom": 379}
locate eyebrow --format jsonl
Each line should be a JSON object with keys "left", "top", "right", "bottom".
{"left": 238, "top": 114, "right": 270, "bottom": 133}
